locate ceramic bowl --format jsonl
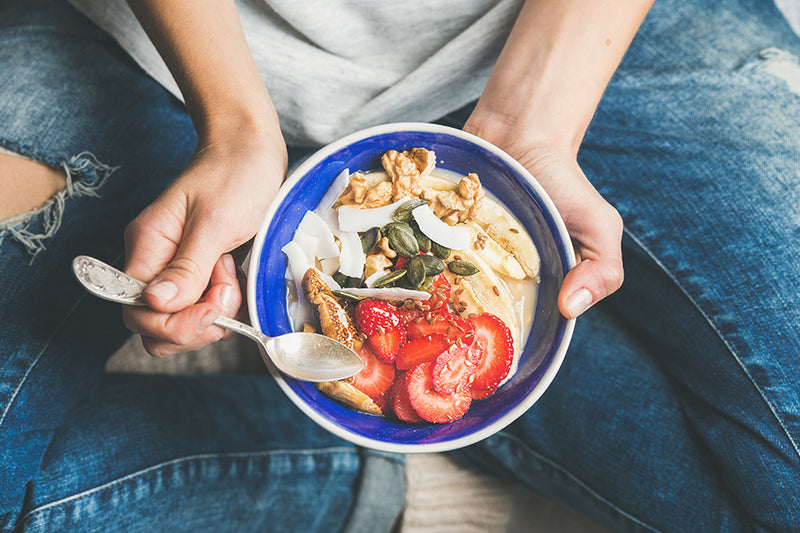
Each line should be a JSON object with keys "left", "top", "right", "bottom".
{"left": 248, "top": 123, "right": 575, "bottom": 453}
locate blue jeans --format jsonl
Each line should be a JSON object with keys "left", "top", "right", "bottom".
{"left": 1, "top": 0, "right": 798, "bottom": 532}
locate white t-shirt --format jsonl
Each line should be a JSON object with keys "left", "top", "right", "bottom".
{"left": 68, "top": 0, "right": 523, "bottom": 145}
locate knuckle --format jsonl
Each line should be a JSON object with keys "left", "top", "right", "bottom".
{"left": 141, "top": 337, "right": 173, "bottom": 358}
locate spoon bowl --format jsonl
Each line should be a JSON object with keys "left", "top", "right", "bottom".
{"left": 72, "top": 255, "right": 363, "bottom": 382}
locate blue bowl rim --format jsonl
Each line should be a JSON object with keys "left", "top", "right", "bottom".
{"left": 247, "top": 122, "right": 576, "bottom": 453}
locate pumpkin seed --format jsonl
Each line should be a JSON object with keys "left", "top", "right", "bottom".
{"left": 360, "top": 227, "right": 380, "bottom": 253}
{"left": 411, "top": 222, "right": 431, "bottom": 253}
{"left": 392, "top": 198, "right": 427, "bottom": 222}
{"left": 431, "top": 241, "right": 451, "bottom": 259}
{"left": 373, "top": 268, "right": 407, "bottom": 288}
{"left": 331, "top": 289, "right": 366, "bottom": 302}
{"left": 385, "top": 223, "right": 419, "bottom": 257}
{"left": 416, "top": 254, "right": 446, "bottom": 276}
{"left": 417, "top": 275, "right": 434, "bottom": 292}
{"left": 332, "top": 272, "right": 347, "bottom": 287}
{"left": 345, "top": 274, "right": 365, "bottom": 288}
{"left": 447, "top": 259, "right": 480, "bottom": 276}
{"left": 406, "top": 256, "right": 426, "bottom": 289}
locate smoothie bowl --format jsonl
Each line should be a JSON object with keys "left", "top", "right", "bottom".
{"left": 247, "top": 123, "right": 575, "bottom": 453}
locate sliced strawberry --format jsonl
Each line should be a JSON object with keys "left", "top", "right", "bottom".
{"left": 406, "top": 362, "right": 471, "bottom": 423}
{"left": 432, "top": 342, "right": 479, "bottom": 395}
{"left": 392, "top": 372, "right": 425, "bottom": 423}
{"left": 354, "top": 299, "right": 402, "bottom": 337}
{"left": 395, "top": 335, "right": 450, "bottom": 370}
{"left": 396, "top": 306, "right": 422, "bottom": 325}
{"left": 350, "top": 345, "right": 395, "bottom": 399}
{"left": 407, "top": 311, "right": 474, "bottom": 344}
{"left": 469, "top": 313, "right": 514, "bottom": 391}
{"left": 394, "top": 256, "right": 408, "bottom": 269}
{"left": 426, "top": 273, "right": 450, "bottom": 310}
{"left": 470, "top": 385, "right": 498, "bottom": 400}
{"left": 373, "top": 390, "right": 390, "bottom": 412}
{"left": 367, "top": 326, "right": 406, "bottom": 363}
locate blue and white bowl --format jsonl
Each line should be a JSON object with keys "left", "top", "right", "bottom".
{"left": 247, "top": 123, "right": 575, "bottom": 453}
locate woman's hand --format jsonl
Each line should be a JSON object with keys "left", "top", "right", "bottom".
{"left": 122, "top": 130, "right": 286, "bottom": 357}
{"left": 462, "top": 0, "right": 651, "bottom": 318}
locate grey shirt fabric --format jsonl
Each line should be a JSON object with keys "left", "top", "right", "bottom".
{"left": 68, "top": 0, "right": 523, "bottom": 146}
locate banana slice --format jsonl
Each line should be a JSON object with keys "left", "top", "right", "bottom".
{"left": 473, "top": 199, "right": 541, "bottom": 281}
{"left": 315, "top": 381, "right": 382, "bottom": 415}
{"left": 445, "top": 247, "right": 521, "bottom": 351}
{"left": 467, "top": 222, "right": 526, "bottom": 280}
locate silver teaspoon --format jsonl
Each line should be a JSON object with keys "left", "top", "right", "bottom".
{"left": 71, "top": 255, "right": 363, "bottom": 382}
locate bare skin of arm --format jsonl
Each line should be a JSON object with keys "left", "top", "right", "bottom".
{"left": 465, "top": 0, "right": 654, "bottom": 318}
{"left": 121, "top": 0, "right": 287, "bottom": 356}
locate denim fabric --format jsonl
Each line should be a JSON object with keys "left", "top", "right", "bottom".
{"left": 1, "top": 0, "right": 799, "bottom": 533}
{"left": 0, "top": 1, "right": 403, "bottom": 532}
{"left": 451, "top": 0, "right": 800, "bottom": 531}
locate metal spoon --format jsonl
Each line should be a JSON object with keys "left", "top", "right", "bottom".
{"left": 71, "top": 255, "right": 363, "bottom": 382}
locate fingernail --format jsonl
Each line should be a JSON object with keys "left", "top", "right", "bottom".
{"left": 198, "top": 309, "right": 218, "bottom": 332}
{"left": 145, "top": 279, "right": 178, "bottom": 304}
{"left": 566, "top": 288, "right": 593, "bottom": 318}
{"left": 220, "top": 285, "right": 235, "bottom": 315}
{"left": 222, "top": 254, "right": 237, "bottom": 277}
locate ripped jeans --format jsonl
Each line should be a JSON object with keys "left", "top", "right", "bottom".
{"left": 1, "top": 0, "right": 799, "bottom": 532}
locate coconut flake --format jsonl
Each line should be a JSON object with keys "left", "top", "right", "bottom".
{"left": 335, "top": 287, "right": 431, "bottom": 301}
{"left": 338, "top": 198, "right": 408, "bottom": 233}
{"left": 319, "top": 256, "right": 340, "bottom": 276}
{"left": 281, "top": 240, "right": 311, "bottom": 282}
{"left": 337, "top": 231, "right": 366, "bottom": 278}
{"left": 315, "top": 169, "right": 350, "bottom": 233}
{"left": 296, "top": 210, "right": 339, "bottom": 259}
{"left": 314, "top": 268, "right": 341, "bottom": 290}
{"left": 364, "top": 270, "right": 386, "bottom": 288}
{"left": 412, "top": 204, "right": 471, "bottom": 250}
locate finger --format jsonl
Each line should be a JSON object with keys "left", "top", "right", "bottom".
{"left": 558, "top": 254, "right": 624, "bottom": 319}
{"left": 140, "top": 207, "right": 233, "bottom": 313}
{"left": 123, "top": 255, "right": 241, "bottom": 352}
{"left": 124, "top": 199, "right": 185, "bottom": 284}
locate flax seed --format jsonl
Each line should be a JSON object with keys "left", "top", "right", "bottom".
{"left": 455, "top": 288, "right": 464, "bottom": 296}
{"left": 492, "top": 285, "right": 500, "bottom": 296}
{"left": 509, "top": 228, "right": 519, "bottom": 234}
{"left": 377, "top": 325, "right": 385, "bottom": 335}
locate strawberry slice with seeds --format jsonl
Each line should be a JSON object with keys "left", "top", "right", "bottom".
{"left": 367, "top": 326, "right": 406, "bottom": 363}
{"left": 426, "top": 273, "right": 450, "bottom": 310}
{"left": 470, "top": 385, "right": 499, "bottom": 400}
{"left": 395, "top": 335, "right": 450, "bottom": 370}
{"left": 407, "top": 311, "right": 474, "bottom": 344}
{"left": 350, "top": 345, "right": 395, "bottom": 399}
{"left": 392, "top": 372, "right": 425, "bottom": 423}
{"left": 432, "top": 342, "right": 480, "bottom": 395}
{"left": 355, "top": 299, "right": 402, "bottom": 337}
{"left": 468, "top": 313, "right": 514, "bottom": 391}
{"left": 406, "top": 362, "right": 471, "bottom": 423}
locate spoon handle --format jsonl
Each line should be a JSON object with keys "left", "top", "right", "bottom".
{"left": 72, "top": 255, "right": 268, "bottom": 341}
{"left": 72, "top": 255, "right": 147, "bottom": 306}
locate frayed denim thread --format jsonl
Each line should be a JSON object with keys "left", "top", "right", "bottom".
{"left": 0, "top": 150, "right": 118, "bottom": 260}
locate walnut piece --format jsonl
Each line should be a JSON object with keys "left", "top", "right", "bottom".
{"left": 381, "top": 149, "right": 427, "bottom": 202}
{"left": 337, "top": 171, "right": 368, "bottom": 206}
{"left": 429, "top": 172, "right": 485, "bottom": 225}
{"left": 362, "top": 180, "right": 393, "bottom": 208}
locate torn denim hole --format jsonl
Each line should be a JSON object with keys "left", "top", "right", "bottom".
{"left": 738, "top": 47, "right": 800, "bottom": 96}
{"left": 0, "top": 151, "right": 119, "bottom": 260}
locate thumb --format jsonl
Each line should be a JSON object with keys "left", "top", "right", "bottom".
{"left": 141, "top": 215, "right": 229, "bottom": 313}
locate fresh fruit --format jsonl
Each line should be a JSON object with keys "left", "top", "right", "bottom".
{"left": 354, "top": 299, "right": 402, "bottom": 336}
{"left": 470, "top": 385, "right": 498, "bottom": 400}
{"left": 432, "top": 342, "right": 479, "bottom": 395}
{"left": 391, "top": 372, "right": 425, "bottom": 423}
{"left": 468, "top": 313, "right": 514, "bottom": 391}
{"left": 395, "top": 335, "right": 450, "bottom": 370}
{"left": 350, "top": 345, "right": 395, "bottom": 399}
{"left": 406, "top": 362, "right": 471, "bottom": 423}
{"left": 407, "top": 311, "right": 474, "bottom": 343}
{"left": 426, "top": 273, "right": 450, "bottom": 310}
{"left": 367, "top": 327, "right": 407, "bottom": 363}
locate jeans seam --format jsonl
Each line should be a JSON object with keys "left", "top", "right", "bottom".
{"left": 623, "top": 227, "right": 800, "bottom": 462}
{"left": 493, "top": 431, "right": 663, "bottom": 533}
{"left": 16, "top": 447, "right": 366, "bottom": 529}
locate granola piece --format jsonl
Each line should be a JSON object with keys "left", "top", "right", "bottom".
{"left": 302, "top": 268, "right": 361, "bottom": 351}
{"left": 315, "top": 381, "right": 382, "bottom": 415}
{"left": 364, "top": 253, "right": 393, "bottom": 279}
